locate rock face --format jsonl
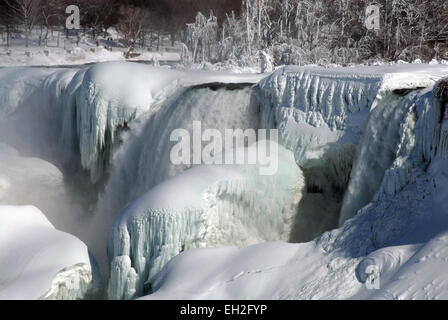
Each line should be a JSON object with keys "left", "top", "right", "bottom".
{"left": 0, "top": 205, "right": 101, "bottom": 300}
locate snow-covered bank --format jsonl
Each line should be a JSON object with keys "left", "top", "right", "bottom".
{"left": 0, "top": 45, "right": 180, "bottom": 68}
{"left": 0, "top": 205, "right": 100, "bottom": 299}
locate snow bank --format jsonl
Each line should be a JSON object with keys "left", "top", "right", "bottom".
{"left": 0, "top": 143, "right": 70, "bottom": 225}
{"left": 0, "top": 205, "right": 100, "bottom": 299}
{"left": 256, "top": 65, "right": 448, "bottom": 163}
{"left": 0, "top": 46, "right": 180, "bottom": 68}
{"left": 107, "top": 141, "right": 304, "bottom": 299}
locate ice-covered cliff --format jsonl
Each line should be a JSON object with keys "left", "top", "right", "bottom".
{"left": 107, "top": 141, "right": 304, "bottom": 299}
{"left": 60, "top": 63, "right": 263, "bottom": 183}
{"left": 0, "top": 62, "right": 263, "bottom": 183}
{"left": 0, "top": 63, "right": 265, "bottom": 286}
{"left": 142, "top": 70, "right": 448, "bottom": 300}
{"left": 0, "top": 205, "right": 101, "bottom": 300}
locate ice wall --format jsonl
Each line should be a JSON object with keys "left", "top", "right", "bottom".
{"left": 58, "top": 62, "right": 262, "bottom": 183}
{"left": 255, "top": 66, "right": 446, "bottom": 230}
{"left": 107, "top": 142, "right": 304, "bottom": 300}
{"left": 320, "top": 86, "right": 442, "bottom": 254}
{"left": 0, "top": 68, "right": 77, "bottom": 161}
{"left": 60, "top": 62, "right": 185, "bottom": 182}
{"left": 339, "top": 91, "right": 426, "bottom": 223}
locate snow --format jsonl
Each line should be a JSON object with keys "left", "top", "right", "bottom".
{"left": 0, "top": 43, "right": 180, "bottom": 68}
{"left": 107, "top": 141, "right": 304, "bottom": 299}
{"left": 0, "top": 205, "right": 100, "bottom": 300}
{"left": 1, "top": 62, "right": 263, "bottom": 184}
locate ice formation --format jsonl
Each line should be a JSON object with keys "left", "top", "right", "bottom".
{"left": 0, "top": 205, "right": 100, "bottom": 300}
{"left": 3, "top": 62, "right": 448, "bottom": 300}
{"left": 107, "top": 141, "right": 304, "bottom": 299}
{"left": 59, "top": 62, "right": 186, "bottom": 182}
{"left": 0, "top": 62, "right": 266, "bottom": 295}
{"left": 143, "top": 68, "right": 448, "bottom": 300}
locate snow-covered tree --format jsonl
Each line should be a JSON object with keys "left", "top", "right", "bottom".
{"left": 184, "top": 12, "right": 218, "bottom": 63}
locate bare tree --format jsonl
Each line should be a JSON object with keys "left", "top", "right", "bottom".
{"left": 117, "top": 5, "right": 151, "bottom": 56}
{"left": 40, "top": 0, "right": 64, "bottom": 47}
{"left": 5, "top": 0, "right": 42, "bottom": 48}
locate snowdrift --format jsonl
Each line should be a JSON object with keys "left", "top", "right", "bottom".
{"left": 0, "top": 205, "right": 100, "bottom": 299}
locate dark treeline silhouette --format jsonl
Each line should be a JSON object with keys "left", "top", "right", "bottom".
{"left": 1, "top": 0, "right": 448, "bottom": 66}
{"left": 0, "top": 0, "right": 242, "bottom": 48}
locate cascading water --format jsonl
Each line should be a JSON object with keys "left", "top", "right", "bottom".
{"left": 339, "top": 92, "right": 422, "bottom": 224}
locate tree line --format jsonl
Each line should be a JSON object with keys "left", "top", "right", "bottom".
{"left": 1, "top": 0, "right": 448, "bottom": 66}
{"left": 0, "top": 0, "right": 241, "bottom": 49}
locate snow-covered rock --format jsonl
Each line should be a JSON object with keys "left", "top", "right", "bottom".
{"left": 1, "top": 62, "right": 263, "bottom": 184}
{"left": 107, "top": 141, "right": 304, "bottom": 299}
{"left": 60, "top": 62, "right": 187, "bottom": 182}
{"left": 0, "top": 205, "right": 101, "bottom": 299}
